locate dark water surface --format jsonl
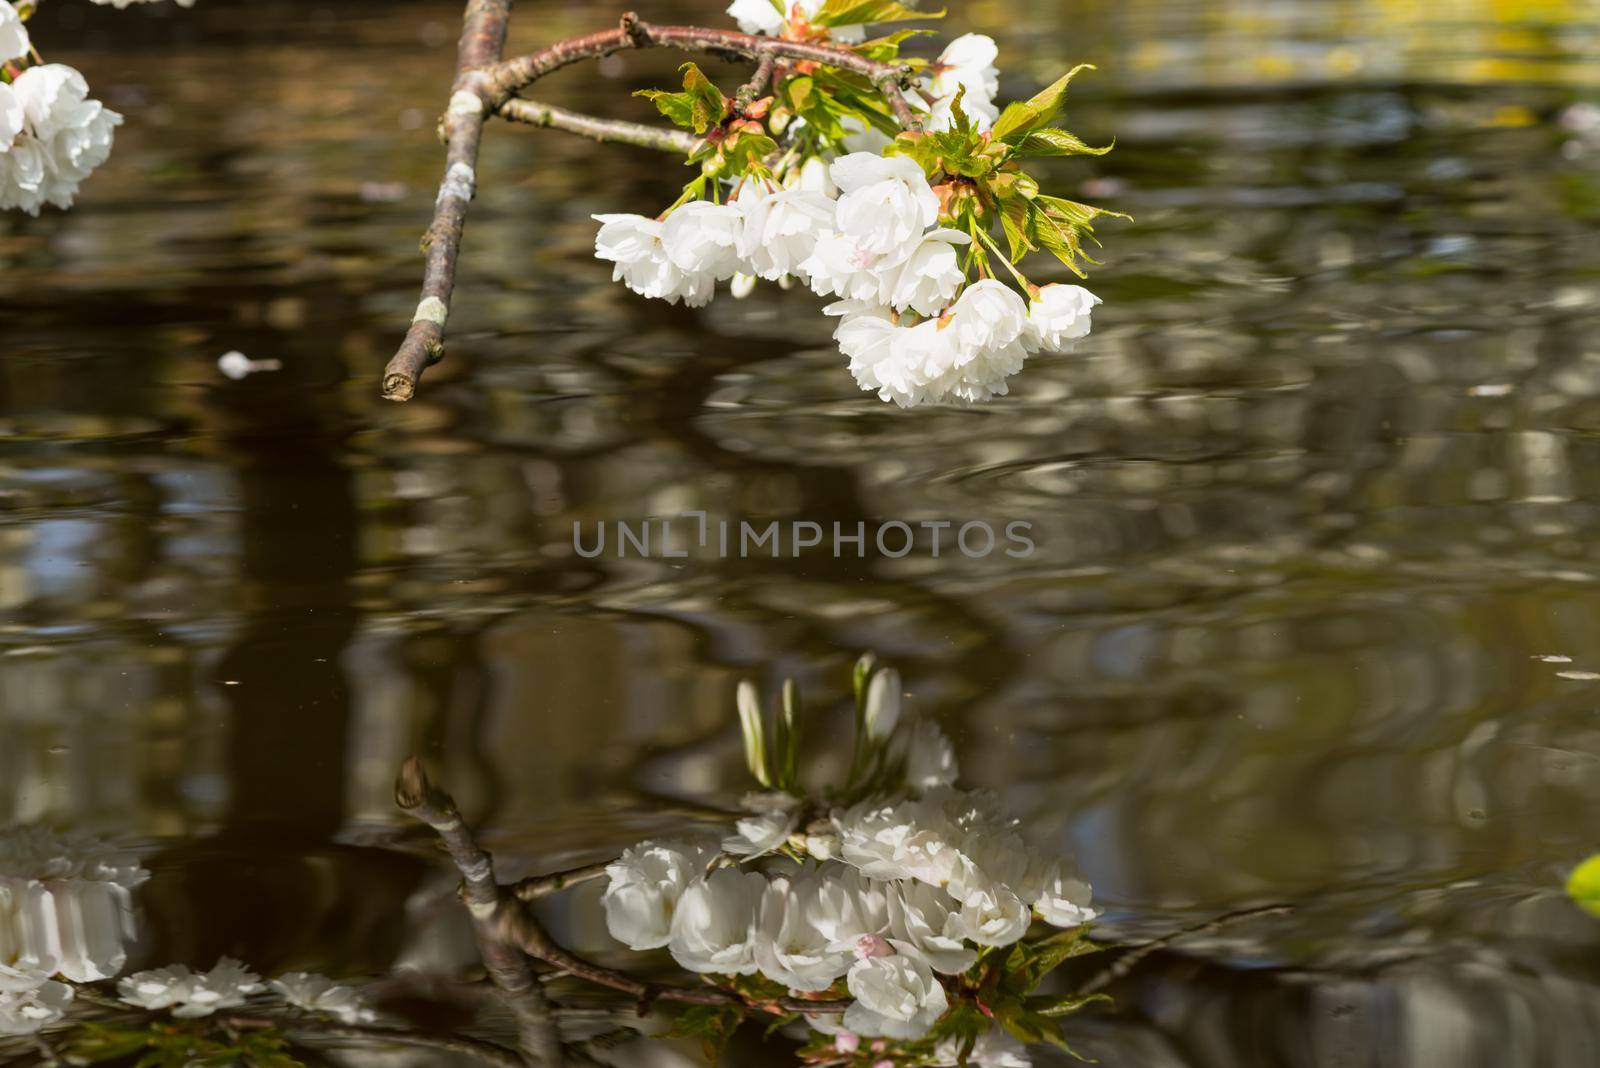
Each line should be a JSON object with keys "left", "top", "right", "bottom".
{"left": 4, "top": 0, "right": 1600, "bottom": 1063}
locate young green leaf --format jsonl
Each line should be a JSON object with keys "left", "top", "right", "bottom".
{"left": 635, "top": 88, "right": 697, "bottom": 130}
{"left": 812, "top": 0, "right": 944, "bottom": 28}
{"left": 991, "top": 64, "right": 1096, "bottom": 143}
{"left": 1013, "top": 127, "right": 1113, "bottom": 158}
{"left": 1569, "top": 854, "right": 1600, "bottom": 917}
{"left": 854, "top": 27, "right": 935, "bottom": 62}
{"left": 664, "top": 1004, "right": 747, "bottom": 1066}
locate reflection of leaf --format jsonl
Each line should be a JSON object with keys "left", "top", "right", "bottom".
{"left": 1569, "top": 854, "right": 1600, "bottom": 917}
{"left": 65, "top": 1021, "right": 309, "bottom": 1068}
{"left": 664, "top": 1004, "right": 746, "bottom": 1066}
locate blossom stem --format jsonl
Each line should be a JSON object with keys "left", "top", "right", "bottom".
{"left": 499, "top": 99, "right": 700, "bottom": 154}
{"left": 1075, "top": 903, "right": 1295, "bottom": 996}
{"left": 975, "top": 227, "right": 1032, "bottom": 290}
{"left": 511, "top": 859, "right": 614, "bottom": 901}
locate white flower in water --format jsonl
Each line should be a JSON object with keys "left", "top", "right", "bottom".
{"left": 668, "top": 868, "right": 765, "bottom": 976}
{"left": 0, "top": 65, "right": 123, "bottom": 216}
{"left": 118, "top": 958, "right": 264, "bottom": 1018}
{"left": 661, "top": 199, "right": 744, "bottom": 281}
{"left": 1027, "top": 283, "right": 1100, "bottom": 350}
{"left": 601, "top": 838, "right": 715, "bottom": 952}
{"left": 885, "top": 230, "right": 969, "bottom": 316}
{"left": 844, "top": 953, "right": 948, "bottom": 1040}
{"left": 0, "top": 828, "right": 148, "bottom": 986}
{"left": 733, "top": 182, "right": 835, "bottom": 281}
{"left": 1032, "top": 864, "right": 1098, "bottom": 928}
{"left": 592, "top": 213, "right": 713, "bottom": 307}
{"left": 899, "top": 719, "right": 959, "bottom": 791}
{"left": 803, "top": 866, "right": 889, "bottom": 954}
{"left": 0, "top": 981, "right": 71, "bottom": 1036}
{"left": 835, "top": 797, "right": 960, "bottom": 887}
{"left": 958, "top": 885, "right": 1031, "bottom": 947}
{"left": 755, "top": 872, "right": 851, "bottom": 992}
{"left": 887, "top": 881, "right": 976, "bottom": 974}
{"left": 830, "top": 152, "right": 940, "bottom": 257}
{"left": 0, "top": 2, "right": 28, "bottom": 65}
{"left": 862, "top": 667, "right": 901, "bottom": 741}
{"left": 933, "top": 1026, "right": 1033, "bottom": 1067}
{"left": 723, "top": 808, "right": 799, "bottom": 859}
{"left": 271, "top": 972, "right": 375, "bottom": 1025}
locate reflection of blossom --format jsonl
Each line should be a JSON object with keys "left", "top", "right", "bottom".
{"left": 271, "top": 972, "right": 376, "bottom": 1025}
{"left": 0, "top": 827, "right": 148, "bottom": 986}
{"left": 0, "top": 980, "right": 72, "bottom": 1036}
{"left": 118, "top": 958, "right": 264, "bottom": 1018}
{"left": 933, "top": 1026, "right": 1033, "bottom": 1067}
{"left": 602, "top": 838, "right": 717, "bottom": 951}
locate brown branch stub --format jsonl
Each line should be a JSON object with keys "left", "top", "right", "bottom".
{"left": 381, "top": 0, "right": 514, "bottom": 402}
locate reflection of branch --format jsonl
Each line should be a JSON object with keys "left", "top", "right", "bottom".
{"left": 252, "top": 1017, "right": 527, "bottom": 1068}
{"left": 513, "top": 859, "right": 615, "bottom": 901}
{"left": 500, "top": 100, "right": 700, "bottom": 154}
{"left": 397, "top": 757, "right": 850, "bottom": 1021}
{"left": 1075, "top": 903, "right": 1295, "bottom": 996}
{"left": 396, "top": 758, "right": 564, "bottom": 1065}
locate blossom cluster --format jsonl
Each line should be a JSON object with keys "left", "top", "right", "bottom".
{"left": 116, "top": 959, "right": 375, "bottom": 1024}
{"left": 600, "top": 659, "right": 1097, "bottom": 1061}
{"left": 0, "top": 2, "right": 123, "bottom": 215}
{"left": 0, "top": 827, "right": 147, "bottom": 1036}
{"left": 592, "top": 3, "right": 1118, "bottom": 407}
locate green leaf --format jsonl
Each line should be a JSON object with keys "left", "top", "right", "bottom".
{"left": 680, "top": 63, "right": 729, "bottom": 135}
{"left": 64, "top": 1023, "right": 156, "bottom": 1063}
{"left": 999, "top": 196, "right": 1036, "bottom": 262}
{"left": 1002, "top": 925, "right": 1107, "bottom": 993}
{"left": 664, "top": 1004, "right": 746, "bottom": 1066}
{"left": 854, "top": 28, "right": 935, "bottom": 62}
{"left": 1028, "top": 991, "right": 1114, "bottom": 1018}
{"left": 1570, "top": 854, "right": 1600, "bottom": 917}
{"left": 1014, "top": 127, "right": 1113, "bottom": 158}
{"left": 635, "top": 89, "right": 697, "bottom": 130}
{"left": 813, "top": 0, "right": 944, "bottom": 27}
{"left": 992, "top": 64, "right": 1096, "bottom": 143}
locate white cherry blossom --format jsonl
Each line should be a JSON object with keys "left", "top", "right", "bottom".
{"left": 601, "top": 838, "right": 715, "bottom": 951}
{"left": 887, "top": 880, "right": 976, "bottom": 974}
{"left": 592, "top": 213, "right": 713, "bottom": 306}
{"left": 0, "top": 2, "right": 28, "bottom": 65}
{"left": 1, "top": 65, "right": 123, "bottom": 216}
{"left": 118, "top": 958, "right": 264, "bottom": 1018}
{"left": 733, "top": 181, "right": 834, "bottom": 281}
{"left": 1032, "top": 864, "right": 1098, "bottom": 928}
{"left": 829, "top": 152, "right": 940, "bottom": 257}
{"left": 803, "top": 866, "right": 890, "bottom": 954}
{"left": 1027, "top": 283, "right": 1100, "bottom": 350}
{"left": 668, "top": 868, "right": 765, "bottom": 976}
{"left": 958, "top": 885, "right": 1031, "bottom": 947}
{"left": 271, "top": 972, "right": 375, "bottom": 1025}
{"left": 661, "top": 199, "right": 745, "bottom": 280}
{"left": 755, "top": 872, "right": 851, "bottom": 991}
{"left": 0, "top": 981, "right": 71, "bottom": 1036}
{"left": 843, "top": 953, "right": 948, "bottom": 1040}
{"left": 803, "top": 232, "right": 894, "bottom": 303}
{"left": 924, "top": 33, "right": 1000, "bottom": 131}
{"left": 933, "top": 1026, "right": 1033, "bottom": 1067}
{"left": 885, "top": 230, "right": 969, "bottom": 315}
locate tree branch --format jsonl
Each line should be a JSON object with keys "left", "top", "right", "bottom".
{"left": 397, "top": 758, "right": 850, "bottom": 1021}
{"left": 396, "top": 757, "right": 564, "bottom": 1065}
{"left": 258, "top": 1017, "right": 528, "bottom": 1068}
{"left": 1075, "top": 903, "right": 1296, "bottom": 996}
{"left": 512, "top": 858, "right": 615, "bottom": 901}
{"left": 499, "top": 99, "right": 699, "bottom": 154}
{"left": 382, "top": 9, "right": 921, "bottom": 401}
{"left": 381, "top": 0, "right": 515, "bottom": 402}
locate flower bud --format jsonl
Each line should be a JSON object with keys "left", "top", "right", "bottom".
{"left": 862, "top": 668, "right": 901, "bottom": 741}
{"left": 736, "top": 680, "right": 769, "bottom": 787}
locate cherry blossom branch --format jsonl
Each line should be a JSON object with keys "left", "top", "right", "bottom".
{"left": 396, "top": 757, "right": 564, "bottom": 1065}
{"left": 382, "top": 8, "right": 921, "bottom": 401}
{"left": 380, "top": 0, "right": 515, "bottom": 403}
{"left": 512, "top": 859, "right": 614, "bottom": 901}
{"left": 499, "top": 99, "right": 699, "bottom": 153}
